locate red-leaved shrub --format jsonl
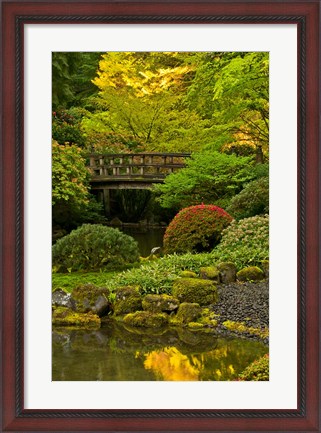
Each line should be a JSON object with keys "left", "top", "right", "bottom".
{"left": 163, "top": 204, "right": 233, "bottom": 254}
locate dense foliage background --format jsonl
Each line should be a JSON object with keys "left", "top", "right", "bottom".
{"left": 52, "top": 51, "right": 269, "bottom": 230}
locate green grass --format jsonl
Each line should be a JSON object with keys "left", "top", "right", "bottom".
{"left": 52, "top": 271, "right": 118, "bottom": 293}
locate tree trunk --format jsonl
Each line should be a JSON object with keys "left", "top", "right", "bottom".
{"left": 255, "top": 145, "right": 264, "bottom": 164}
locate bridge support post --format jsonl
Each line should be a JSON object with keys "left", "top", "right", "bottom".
{"left": 102, "top": 189, "right": 111, "bottom": 217}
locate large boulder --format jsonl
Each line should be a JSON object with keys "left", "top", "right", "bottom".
{"left": 142, "top": 294, "right": 179, "bottom": 313}
{"left": 172, "top": 278, "right": 218, "bottom": 306}
{"left": 113, "top": 286, "right": 142, "bottom": 315}
{"left": 71, "top": 284, "right": 111, "bottom": 317}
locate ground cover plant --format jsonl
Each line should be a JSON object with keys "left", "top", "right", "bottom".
{"left": 106, "top": 252, "right": 215, "bottom": 295}
{"left": 106, "top": 216, "right": 268, "bottom": 296}
{"left": 238, "top": 354, "right": 269, "bottom": 381}
{"left": 52, "top": 270, "right": 118, "bottom": 293}
{"left": 52, "top": 216, "right": 269, "bottom": 297}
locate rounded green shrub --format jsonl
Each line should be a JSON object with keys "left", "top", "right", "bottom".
{"left": 52, "top": 223, "right": 139, "bottom": 272}
{"left": 211, "top": 215, "right": 269, "bottom": 269}
{"left": 163, "top": 204, "right": 233, "bottom": 254}
{"left": 227, "top": 177, "right": 269, "bottom": 220}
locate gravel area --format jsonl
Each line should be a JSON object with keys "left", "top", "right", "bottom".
{"left": 209, "top": 280, "right": 269, "bottom": 344}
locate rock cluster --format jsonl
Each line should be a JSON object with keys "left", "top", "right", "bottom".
{"left": 52, "top": 261, "right": 269, "bottom": 343}
{"left": 52, "top": 283, "right": 111, "bottom": 328}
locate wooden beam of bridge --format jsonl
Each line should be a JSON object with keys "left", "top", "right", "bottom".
{"left": 88, "top": 152, "right": 190, "bottom": 190}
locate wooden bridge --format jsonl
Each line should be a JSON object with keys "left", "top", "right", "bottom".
{"left": 88, "top": 152, "right": 190, "bottom": 190}
{"left": 88, "top": 152, "right": 190, "bottom": 215}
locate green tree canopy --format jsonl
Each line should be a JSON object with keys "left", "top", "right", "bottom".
{"left": 51, "top": 51, "right": 269, "bottom": 225}
{"left": 154, "top": 151, "right": 256, "bottom": 211}
{"left": 88, "top": 52, "right": 208, "bottom": 152}
{"left": 52, "top": 52, "right": 103, "bottom": 110}
{"left": 186, "top": 52, "right": 269, "bottom": 156}
{"left": 52, "top": 140, "right": 104, "bottom": 230}
{"left": 52, "top": 140, "right": 90, "bottom": 207}
{"left": 52, "top": 51, "right": 269, "bottom": 157}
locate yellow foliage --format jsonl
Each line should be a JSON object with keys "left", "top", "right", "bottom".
{"left": 215, "top": 369, "right": 222, "bottom": 379}
{"left": 144, "top": 347, "right": 199, "bottom": 381}
{"left": 228, "top": 364, "right": 235, "bottom": 375}
{"left": 93, "top": 52, "right": 192, "bottom": 97}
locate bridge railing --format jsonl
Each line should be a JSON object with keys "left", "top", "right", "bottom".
{"left": 88, "top": 153, "right": 191, "bottom": 179}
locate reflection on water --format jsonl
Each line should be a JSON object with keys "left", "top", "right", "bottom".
{"left": 121, "top": 227, "right": 166, "bottom": 257}
{"left": 52, "top": 321, "right": 268, "bottom": 381}
{"left": 144, "top": 347, "right": 200, "bottom": 380}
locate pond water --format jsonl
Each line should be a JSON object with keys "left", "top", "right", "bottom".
{"left": 121, "top": 226, "right": 166, "bottom": 257}
{"left": 52, "top": 322, "right": 268, "bottom": 381}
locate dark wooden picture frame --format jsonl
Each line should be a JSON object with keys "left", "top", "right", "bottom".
{"left": 1, "top": 1, "right": 320, "bottom": 431}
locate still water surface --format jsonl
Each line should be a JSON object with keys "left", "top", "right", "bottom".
{"left": 52, "top": 322, "right": 267, "bottom": 381}
{"left": 121, "top": 227, "right": 166, "bottom": 257}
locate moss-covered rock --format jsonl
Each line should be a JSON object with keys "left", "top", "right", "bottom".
{"left": 142, "top": 294, "right": 179, "bottom": 313}
{"left": 172, "top": 278, "right": 218, "bottom": 305}
{"left": 113, "top": 286, "right": 142, "bottom": 315}
{"left": 261, "top": 260, "right": 269, "bottom": 279}
{"left": 173, "top": 302, "right": 202, "bottom": 325}
{"left": 180, "top": 270, "right": 197, "bottom": 278}
{"left": 123, "top": 311, "right": 168, "bottom": 328}
{"left": 52, "top": 288, "right": 76, "bottom": 310}
{"left": 222, "top": 319, "right": 269, "bottom": 339}
{"left": 200, "top": 266, "right": 220, "bottom": 283}
{"left": 187, "top": 322, "right": 204, "bottom": 330}
{"left": 198, "top": 308, "right": 219, "bottom": 327}
{"left": 52, "top": 306, "right": 101, "bottom": 328}
{"left": 236, "top": 266, "right": 265, "bottom": 282}
{"left": 71, "top": 283, "right": 111, "bottom": 317}
{"left": 170, "top": 305, "right": 219, "bottom": 328}
{"left": 216, "top": 262, "right": 237, "bottom": 284}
